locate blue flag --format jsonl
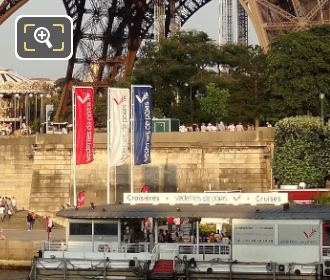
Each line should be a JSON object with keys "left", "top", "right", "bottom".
{"left": 133, "top": 86, "right": 152, "bottom": 165}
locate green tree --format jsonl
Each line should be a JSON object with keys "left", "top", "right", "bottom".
{"left": 220, "top": 44, "right": 269, "bottom": 125}
{"left": 272, "top": 116, "right": 330, "bottom": 187}
{"left": 267, "top": 25, "right": 330, "bottom": 118}
{"left": 132, "top": 31, "right": 219, "bottom": 122}
{"left": 199, "top": 85, "right": 229, "bottom": 121}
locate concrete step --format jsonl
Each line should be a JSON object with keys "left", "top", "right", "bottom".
{"left": 30, "top": 193, "right": 69, "bottom": 198}
{"left": 29, "top": 197, "right": 69, "bottom": 203}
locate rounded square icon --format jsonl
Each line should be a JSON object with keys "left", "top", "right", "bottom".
{"left": 15, "top": 15, "right": 73, "bottom": 60}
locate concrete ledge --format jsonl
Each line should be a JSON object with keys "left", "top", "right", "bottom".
{"left": 0, "top": 259, "right": 31, "bottom": 269}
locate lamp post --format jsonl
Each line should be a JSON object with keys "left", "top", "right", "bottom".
{"left": 184, "top": 83, "right": 193, "bottom": 123}
{"left": 320, "top": 93, "right": 325, "bottom": 127}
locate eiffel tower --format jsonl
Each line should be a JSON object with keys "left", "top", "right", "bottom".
{"left": 1, "top": 0, "right": 329, "bottom": 119}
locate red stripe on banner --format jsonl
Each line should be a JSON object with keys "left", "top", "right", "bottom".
{"left": 75, "top": 87, "right": 95, "bottom": 165}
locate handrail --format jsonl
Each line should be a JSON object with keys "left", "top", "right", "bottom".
{"left": 151, "top": 244, "right": 159, "bottom": 264}
{"left": 172, "top": 246, "right": 179, "bottom": 271}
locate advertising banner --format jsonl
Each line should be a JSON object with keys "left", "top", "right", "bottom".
{"left": 278, "top": 224, "right": 320, "bottom": 246}
{"left": 74, "top": 87, "right": 95, "bottom": 165}
{"left": 109, "top": 88, "right": 130, "bottom": 166}
{"left": 45, "top": 104, "right": 54, "bottom": 134}
{"left": 133, "top": 85, "right": 152, "bottom": 165}
{"left": 123, "top": 192, "right": 288, "bottom": 205}
{"left": 233, "top": 224, "right": 275, "bottom": 245}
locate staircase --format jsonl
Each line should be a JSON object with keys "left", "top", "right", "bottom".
{"left": 28, "top": 144, "right": 71, "bottom": 218}
{"left": 151, "top": 260, "right": 174, "bottom": 279}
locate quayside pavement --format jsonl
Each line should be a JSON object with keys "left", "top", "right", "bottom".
{"left": 0, "top": 210, "right": 65, "bottom": 269}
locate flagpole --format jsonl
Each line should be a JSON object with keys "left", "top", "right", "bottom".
{"left": 130, "top": 85, "right": 134, "bottom": 193}
{"left": 114, "top": 167, "right": 117, "bottom": 203}
{"left": 107, "top": 88, "right": 111, "bottom": 204}
{"left": 72, "top": 86, "right": 77, "bottom": 207}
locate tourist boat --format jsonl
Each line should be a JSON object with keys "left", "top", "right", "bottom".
{"left": 29, "top": 192, "right": 330, "bottom": 279}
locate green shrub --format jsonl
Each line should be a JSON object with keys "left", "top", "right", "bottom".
{"left": 272, "top": 116, "right": 329, "bottom": 187}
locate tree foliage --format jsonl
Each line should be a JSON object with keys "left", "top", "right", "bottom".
{"left": 220, "top": 44, "right": 269, "bottom": 124}
{"left": 199, "top": 85, "right": 229, "bottom": 120}
{"left": 267, "top": 25, "right": 330, "bottom": 118}
{"left": 133, "top": 30, "right": 219, "bottom": 123}
{"left": 132, "top": 31, "right": 269, "bottom": 124}
{"left": 272, "top": 116, "right": 330, "bottom": 187}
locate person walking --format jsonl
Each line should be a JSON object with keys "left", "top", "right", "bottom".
{"left": 27, "top": 212, "right": 33, "bottom": 231}
{"left": 31, "top": 212, "right": 37, "bottom": 230}
{"left": 1, "top": 205, "right": 8, "bottom": 223}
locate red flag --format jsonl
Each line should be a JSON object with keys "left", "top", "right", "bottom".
{"left": 74, "top": 87, "right": 95, "bottom": 165}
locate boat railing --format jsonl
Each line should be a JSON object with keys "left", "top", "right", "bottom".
{"left": 43, "top": 240, "right": 67, "bottom": 251}
{"left": 178, "top": 243, "right": 230, "bottom": 257}
{"left": 172, "top": 246, "right": 179, "bottom": 271}
{"left": 121, "top": 242, "right": 151, "bottom": 254}
{"left": 151, "top": 244, "right": 159, "bottom": 263}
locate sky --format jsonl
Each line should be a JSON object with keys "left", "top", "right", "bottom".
{"left": 0, "top": 0, "right": 258, "bottom": 80}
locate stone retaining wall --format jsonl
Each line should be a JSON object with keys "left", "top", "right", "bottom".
{"left": 0, "top": 129, "right": 274, "bottom": 215}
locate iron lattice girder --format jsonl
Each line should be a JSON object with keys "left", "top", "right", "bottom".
{"left": 0, "top": 0, "right": 29, "bottom": 25}
{"left": 239, "top": 0, "right": 330, "bottom": 48}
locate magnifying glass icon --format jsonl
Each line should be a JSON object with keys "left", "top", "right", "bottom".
{"left": 34, "top": 27, "right": 53, "bottom": 49}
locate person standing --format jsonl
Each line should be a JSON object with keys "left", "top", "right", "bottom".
{"left": 77, "top": 191, "right": 86, "bottom": 207}
{"left": 46, "top": 216, "right": 53, "bottom": 240}
{"left": 0, "top": 229, "right": 5, "bottom": 240}
{"left": 31, "top": 212, "right": 37, "bottom": 230}
{"left": 27, "top": 212, "right": 33, "bottom": 231}
{"left": 11, "top": 197, "right": 17, "bottom": 213}
{"left": 1, "top": 205, "right": 8, "bottom": 222}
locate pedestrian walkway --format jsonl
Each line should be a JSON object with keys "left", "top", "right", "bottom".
{"left": 0, "top": 210, "right": 65, "bottom": 241}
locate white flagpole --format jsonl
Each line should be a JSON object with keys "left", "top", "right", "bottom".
{"left": 72, "top": 86, "right": 77, "bottom": 207}
{"left": 107, "top": 88, "right": 111, "bottom": 204}
{"left": 114, "top": 167, "right": 117, "bottom": 203}
{"left": 130, "top": 85, "right": 134, "bottom": 193}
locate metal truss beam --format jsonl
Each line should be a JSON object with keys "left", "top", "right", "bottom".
{"left": 0, "top": 0, "right": 29, "bottom": 25}
{"left": 239, "top": 0, "right": 330, "bottom": 49}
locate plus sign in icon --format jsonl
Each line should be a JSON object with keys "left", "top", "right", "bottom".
{"left": 15, "top": 15, "right": 73, "bottom": 60}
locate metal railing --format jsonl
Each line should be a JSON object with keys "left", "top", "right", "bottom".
{"left": 121, "top": 242, "right": 151, "bottom": 253}
{"left": 177, "top": 243, "right": 230, "bottom": 256}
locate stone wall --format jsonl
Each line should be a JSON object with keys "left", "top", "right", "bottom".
{"left": 0, "top": 137, "right": 34, "bottom": 210}
{"left": 0, "top": 128, "right": 274, "bottom": 215}
{"left": 0, "top": 240, "right": 40, "bottom": 267}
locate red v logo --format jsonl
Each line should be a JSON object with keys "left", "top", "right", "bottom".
{"left": 77, "top": 93, "right": 90, "bottom": 104}
{"left": 113, "top": 96, "right": 126, "bottom": 105}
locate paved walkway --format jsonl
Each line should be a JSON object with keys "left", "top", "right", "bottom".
{"left": 2, "top": 228, "right": 65, "bottom": 241}
{"left": 0, "top": 210, "right": 65, "bottom": 241}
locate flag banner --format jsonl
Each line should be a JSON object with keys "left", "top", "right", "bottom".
{"left": 74, "top": 87, "right": 95, "bottom": 165}
{"left": 133, "top": 85, "right": 152, "bottom": 165}
{"left": 109, "top": 88, "right": 130, "bottom": 166}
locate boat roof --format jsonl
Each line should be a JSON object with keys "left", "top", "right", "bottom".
{"left": 57, "top": 203, "right": 330, "bottom": 220}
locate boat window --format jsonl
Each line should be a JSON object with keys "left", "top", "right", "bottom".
{"left": 94, "top": 223, "right": 118, "bottom": 235}
{"left": 324, "top": 225, "right": 330, "bottom": 246}
{"left": 69, "top": 223, "right": 92, "bottom": 235}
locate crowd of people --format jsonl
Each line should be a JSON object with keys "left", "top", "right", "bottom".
{"left": 0, "top": 196, "right": 17, "bottom": 222}
{"left": 0, "top": 122, "right": 13, "bottom": 135}
{"left": 0, "top": 122, "right": 31, "bottom": 136}
{"left": 179, "top": 121, "right": 272, "bottom": 132}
